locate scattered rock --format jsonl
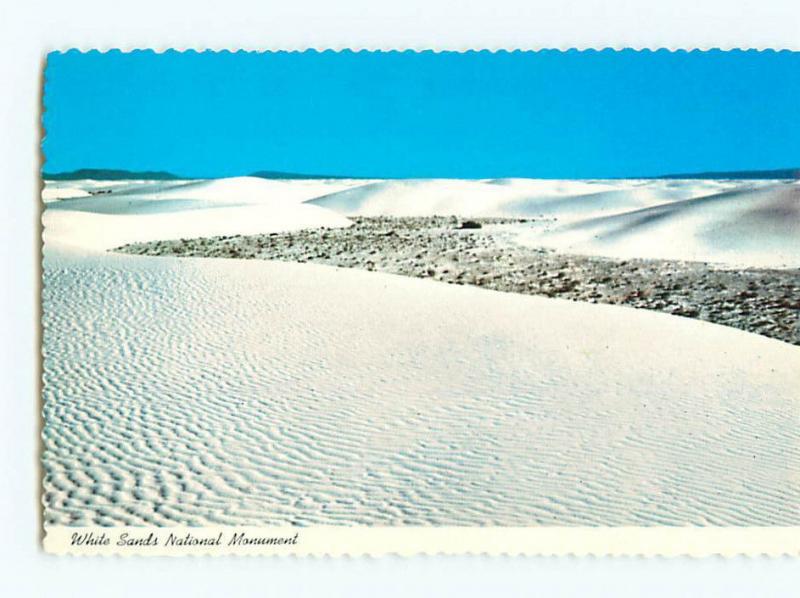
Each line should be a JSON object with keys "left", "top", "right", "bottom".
{"left": 458, "top": 220, "right": 482, "bottom": 230}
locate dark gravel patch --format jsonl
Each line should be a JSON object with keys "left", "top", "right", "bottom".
{"left": 116, "top": 216, "right": 800, "bottom": 346}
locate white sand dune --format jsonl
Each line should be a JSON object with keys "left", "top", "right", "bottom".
{"left": 41, "top": 185, "right": 91, "bottom": 201}
{"left": 104, "top": 176, "right": 372, "bottom": 204}
{"left": 42, "top": 176, "right": 370, "bottom": 204}
{"left": 536, "top": 181, "right": 800, "bottom": 267}
{"left": 43, "top": 177, "right": 359, "bottom": 252}
{"left": 42, "top": 179, "right": 151, "bottom": 202}
{"left": 308, "top": 178, "right": 622, "bottom": 218}
{"left": 42, "top": 176, "right": 800, "bottom": 527}
{"left": 307, "top": 177, "right": 765, "bottom": 219}
{"left": 42, "top": 253, "right": 800, "bottom": 526}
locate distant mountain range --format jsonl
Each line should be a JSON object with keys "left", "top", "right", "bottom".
{"left": 42, "top": 168, "right": 360, "bottom": 181}
{"left": 656, "top": 168, "right": 799, "bottom": 180}
{"left": 43, "top": 168, "right": 184, "bottom": 181}
{"left": 42, "top": 168, "right": 186, "bottom": 181}
{"left": 43, "top": 167, "right": 800, "bottom": 181}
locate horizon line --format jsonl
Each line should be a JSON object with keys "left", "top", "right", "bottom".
{"left": 42, "top": 166, "right": 800, "bottom": 182}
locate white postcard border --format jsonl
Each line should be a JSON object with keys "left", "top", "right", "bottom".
{"left": 44, "top": 526, "right": 800, "bottom": 557}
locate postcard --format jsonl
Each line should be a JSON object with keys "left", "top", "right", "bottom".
{"left": 41, "top": 49, "right": 800, "bottom": 556}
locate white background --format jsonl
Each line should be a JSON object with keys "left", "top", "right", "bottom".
{"left": 2, "top": 1, "right": 799, "bottom": 595}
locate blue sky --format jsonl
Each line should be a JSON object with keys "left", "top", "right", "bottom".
{"left": 43, "top": 50, "right": 800, "bottom": 178}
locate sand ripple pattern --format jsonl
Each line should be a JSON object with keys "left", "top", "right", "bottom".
{"left": 42, "top": 254, "right": 800, "bottom": 526}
